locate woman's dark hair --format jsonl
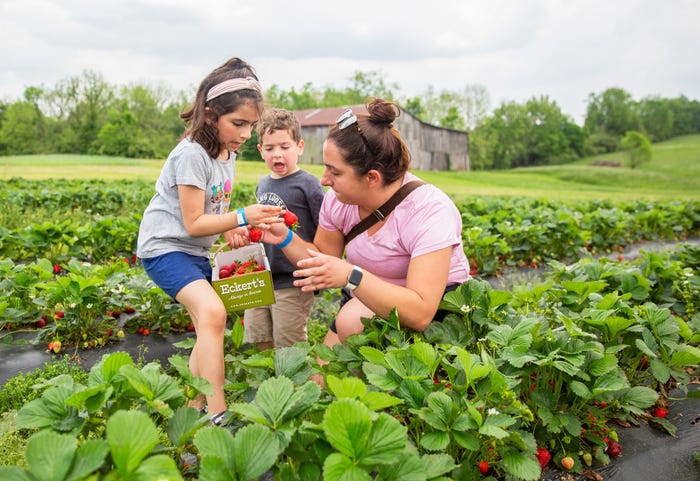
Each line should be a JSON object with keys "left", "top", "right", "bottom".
{"left": 327, "top": 97, "right": 411, "bottom": 184}
{"left": 181, "top": 57, "right": 263, "bottom": 158}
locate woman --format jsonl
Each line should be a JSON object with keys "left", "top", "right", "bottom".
{"left": 259, "top": 97, "right": 469, "bottom": 349}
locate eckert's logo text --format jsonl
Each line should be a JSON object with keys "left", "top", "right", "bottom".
{"left": 219, "top": 278, "right": 267, "bottom": 295}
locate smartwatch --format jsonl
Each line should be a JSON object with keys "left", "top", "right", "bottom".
{"left": 345, "top": 266, "right": 363, "bottom": 291}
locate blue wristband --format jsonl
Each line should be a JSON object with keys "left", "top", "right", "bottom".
{"left": 277, "top": 228, "right": 293, "bottom": 248}
{"left": 236, "top": 208, "right": 247, "bottom": 227}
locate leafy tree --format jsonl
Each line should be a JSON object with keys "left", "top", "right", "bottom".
{"left": 410, "top": 84, "right": 489, "bottom": 131}
{"left": 638, "top": 96, "right": 674, "bottom": 141}
{"left": 584, "top": 87, "right": 640, "bottom": 151}
{"left": 667, "top": 96, "right": 700, "bottom": 136}
{"left": 0, "top": 87, "right": 48, "bottom": 154}
{"left": 621, "top": 130, "right": 652, "bottom": 169}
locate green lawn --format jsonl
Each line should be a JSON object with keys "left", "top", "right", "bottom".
{"left": 1, "top": 135, "right": 698, "bottom": 202}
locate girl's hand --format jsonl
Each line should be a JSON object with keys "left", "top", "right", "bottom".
{"left": 293, "top": 249, "right": 351, "bottom": 292}
{"left": 225, "top": 227, "right": 251, "bottom": 248}
{"left": 244, "top": 204, "right": 284, "bottom": 228}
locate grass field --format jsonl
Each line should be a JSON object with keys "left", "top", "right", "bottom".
{"left": 1, "top": 135, "right": 698, "bottom": 202}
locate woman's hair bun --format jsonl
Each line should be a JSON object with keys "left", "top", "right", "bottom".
{"left": 366, "top": 97, "right": 398, "bottom": 126}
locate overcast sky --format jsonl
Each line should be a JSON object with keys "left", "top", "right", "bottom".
{"left": 1, "top": 0, "right": 698, "bottom": 124}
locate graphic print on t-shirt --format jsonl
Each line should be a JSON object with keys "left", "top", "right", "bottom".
{"left": 257, "top": 191, "right": 287, "bottom": 210}
{"left": 210, "top": 179, "right": 233, "bottom": 214}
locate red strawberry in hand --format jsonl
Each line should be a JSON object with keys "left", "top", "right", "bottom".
{"left": 249, "top": 227, "right": 262, "bottom": 242}
{"left": 282, "top": 211, "right": 299, "bottom": 230}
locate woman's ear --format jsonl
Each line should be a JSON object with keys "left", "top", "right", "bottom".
{"left": 366, "top": 169, "right": 382, "bottom": 187}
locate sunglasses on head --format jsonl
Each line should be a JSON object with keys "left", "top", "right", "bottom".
{"left": 335, "top": 108, "right": 375, "bottom": 155}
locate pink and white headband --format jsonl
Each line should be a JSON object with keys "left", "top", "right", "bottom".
{"left": 206, "top": 77, "right": 263, "bottom": 102}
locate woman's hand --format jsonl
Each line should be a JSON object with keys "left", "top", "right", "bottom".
{"left": 293, "top": 249, "right": 352, "bottom": 292}
{"left": 259, "top": 222, "right": 291, "bottom": 245}
{"left": 244, "top": 204, "right": 284, "bottom": 227}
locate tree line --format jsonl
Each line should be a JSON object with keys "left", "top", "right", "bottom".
{"left": 1, "top": 69, "right": 699, "bottom": 169}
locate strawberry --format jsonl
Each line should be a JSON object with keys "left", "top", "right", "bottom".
{"left": 478, "top": 460, "right": 489, "bottom": 474}
{"left": 54, "top": 311, "right": 65, "bottom": 320}
{"left": 137, "top": 326, "right": 145, "bottom": 335}
{"left": 582, "top": 452, "right": 593, "bottom": 467}
{"left": 249, "top": 227, "right": 262, "bottom": 242}
{"left": 142, "top": 328, "right": 150, "bottom": 336}
{"left": 51, "top": 340, "right": 61, "bottom": 353}
{"left": 53, "top": 264, "right": 61, "bottom": 274}
{"left": 124, "top": 307, "right": 136, "bottom": 314}
{"left": 186, "top": 323, "right": 196, "bottom": 332}
{"left": 652, "top": 407, "right": 668, "bottom": 418}
{"left": 561, "top": 456, "right": 574, "bottom": 470}
{"left": 36, "top": 317, "right": 47, "bottom": 328}
{"left": 237, "top": 266, "right": 247, "bottom": 275}
{"left": 106, "top": 329, "right": 113, "bottom": 337}
{"left": 605, "top": 440, "right": 622, "bottom": 457}
{"left": 282, "top": 211, "right": 299, "bottom": 230}
{"left": 535, "top": 447, "right": 551, "bottom": 468}
{"left": 219, "top": 266, "right": 232, "bottom": 279}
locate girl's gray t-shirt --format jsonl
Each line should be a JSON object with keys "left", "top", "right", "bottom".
{"left": 137, "top": 138, "right": 235, "bottom": 259}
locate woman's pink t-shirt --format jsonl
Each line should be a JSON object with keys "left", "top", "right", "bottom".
{"left": 319, "top": 174, "right": 469, "bottom": 287}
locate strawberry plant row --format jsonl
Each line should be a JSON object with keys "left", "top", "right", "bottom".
{"left": 2, "top": 244, "right": 698, "bottom": 480}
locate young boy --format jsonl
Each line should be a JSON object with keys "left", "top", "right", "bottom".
{"left": 243, "top": 108, "right": 325, "bottom": 350}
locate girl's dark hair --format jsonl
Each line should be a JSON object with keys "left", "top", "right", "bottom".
{"left": 327, "top": 97, "right": 411, "bottom": 184}
{"left": 181, "top": 57, "right": 263, "bottom": 158}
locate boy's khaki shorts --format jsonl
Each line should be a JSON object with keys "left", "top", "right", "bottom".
{"left": 243, "top": 287, "right": 314, "bottom": 347}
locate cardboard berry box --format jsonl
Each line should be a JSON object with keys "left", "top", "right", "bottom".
{"left": 210, "top": 243, "right": 276, "bottom": 312}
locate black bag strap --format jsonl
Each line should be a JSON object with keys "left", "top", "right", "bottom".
{"left": 344, "top": 180, "right": 426, "bottom": 245}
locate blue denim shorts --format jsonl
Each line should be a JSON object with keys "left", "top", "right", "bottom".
{"left": 140, "top": 251, "right": 213, "bottom": 300}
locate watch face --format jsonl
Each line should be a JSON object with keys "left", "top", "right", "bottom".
{"left": 349, "top": 267, "right": 363, "bottom": 286}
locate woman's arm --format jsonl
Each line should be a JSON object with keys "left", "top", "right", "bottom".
{"left": 178, "top": 185, "right": 283, "bottom": 237}
{"left": 294, "top": 245, "right": 453, "bottom": 331}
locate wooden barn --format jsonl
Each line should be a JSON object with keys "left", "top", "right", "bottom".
{"left": 292, "top": 105, "right": 470, "bottom": 171}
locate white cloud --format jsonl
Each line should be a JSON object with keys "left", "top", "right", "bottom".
{"left": 1, "top": 0, "right": 698, "bottom": 123}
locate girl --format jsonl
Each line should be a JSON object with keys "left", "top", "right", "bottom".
{"left": 258, "top": 98, "right": 469, "bottom": 355}
{"left": 137, "top": 57, "right": 282, "bottom": 424}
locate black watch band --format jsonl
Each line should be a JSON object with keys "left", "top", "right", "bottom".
{"left": 345, "top": 266, "right": 363, "bottom": 291}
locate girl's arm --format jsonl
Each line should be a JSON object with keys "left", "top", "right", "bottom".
{"left": 178, "top": 185, "right": 282, "bottom": 237}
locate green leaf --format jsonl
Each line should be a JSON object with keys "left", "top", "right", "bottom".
{"left": 363, "top": 363, "right": 399, "bottom": 391}
{"left": 323, "top": 453, "right": 371, "bottom": 481}
{"left": 66, "top": 439, "right": 109, "bottom": 481}
{"left": 501, "top": 449, "right": 541, "bottom": 480}
{"left": 323, "top": 399, "right": 372, "bottom": 460}
{"left": 167, "top": 406, "right": 209, "bottom": 448}
{"left": 650, "top": 358, "right": 671, "bottom": 383}
{"left": 198, "top": 454, "right": 235, "bottom": 481}
{"left": 275, "top": 346, "right": 314, "bottom": 384}
{"left": 421, "top": 453, "right": 457, "bottom": 479}
{"left": 453, "top": 430, "right": 480, "bottom": 451}
{"left": 230, "top": 402, "right": 268, "bottom": 425}
{"left": 361, "top": 391, "right": 403, "bottom": 411}
{"left": 375, "top": 448, "right": 426, "bottom": 481}
{"left": 0, "top": 467, "right": 32, "bottom": 481}
{"left": 130, "top": 454, "right": 183, "bottom": 481}
{"left": 670, "top": 345, "right": 700, "bottom": 368}
{"left": 570, "top": 381, "right": 592, "bottom": 399}
{"left": 232, "top": 424, "right": 279, "bottom": 480}
{"left": 194, "top": 427, "right": 235, "bottom": 470}
{"left": 358, "top": 346, "right": 388, "bottom": 366}
{"left": 396, "top": 379, "right": 427, "bottom": 409}
{"left": 327, "top": 375, "right": 367, "bottom": 399}
{"left": 619, "top": 386, "right": 658, "bottom": 408}
{"left": 360, "top": 413, "right": 407, "bottom": 465}
{"left": 419, "top": 431, "right": 450, "bottom": 451}
{"left": 588, "top": 354, "right": 618, "bottom": 376}
{"left": 256, "top": 377, "right": 295, "bottom": 425}
{"left": 106, "top": 410, "right": 159, "bottom": 476}
{"left": 25, "top": 430, "right": 76, "bottom": 481}
{"left": 409, "top": 342, "right": 437, "bottom": 369}
{"left": 592, "top": 372, "right": 629, "bottom": 394}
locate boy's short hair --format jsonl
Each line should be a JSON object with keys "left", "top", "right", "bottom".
{"left": 256, "top": 108, "right": 303, "bottom": 143}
